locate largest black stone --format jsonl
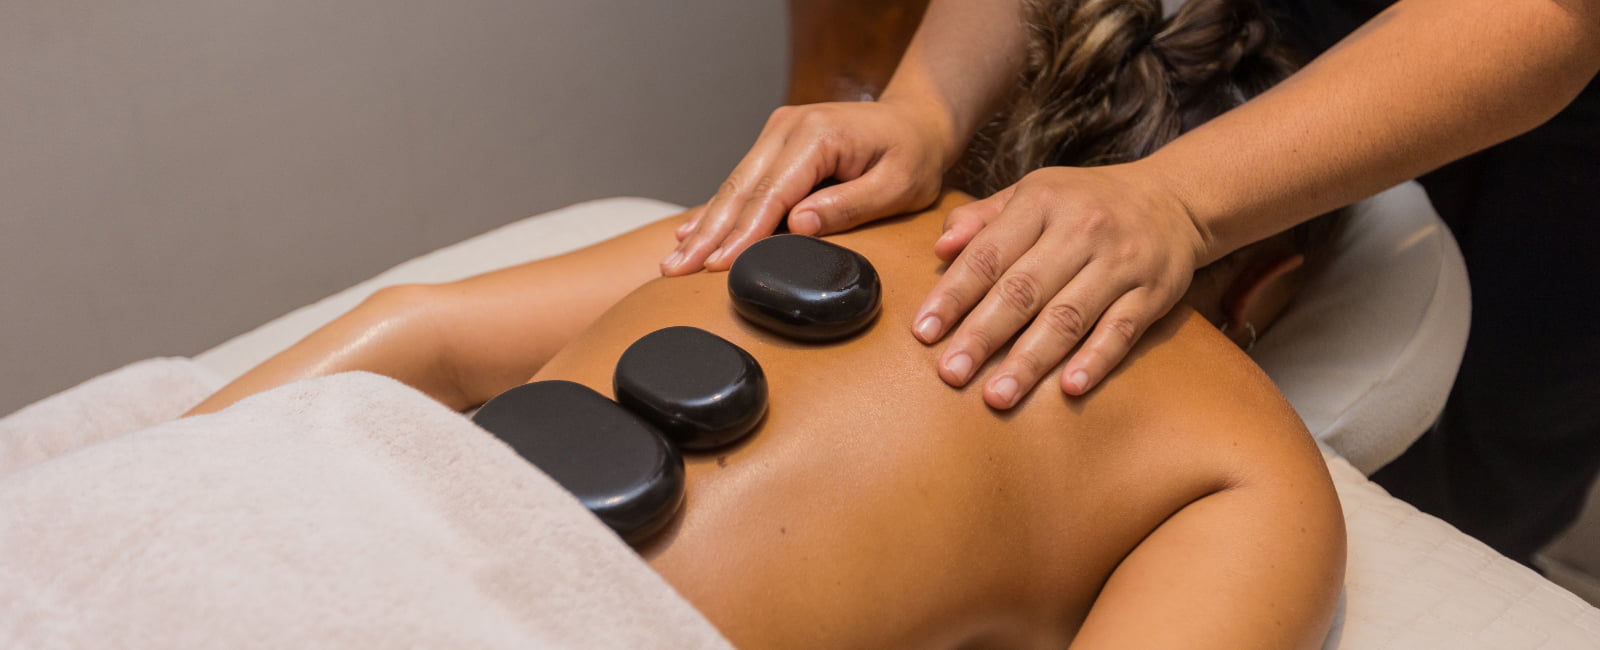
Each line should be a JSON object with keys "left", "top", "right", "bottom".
{"left": 471, "top": 380, "right": 684, "bottom": 544}
{"left": 727, "top": 234, "right": 881, "bottom": 342}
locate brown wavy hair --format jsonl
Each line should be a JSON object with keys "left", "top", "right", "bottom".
{"left": 975, "top": 0, "right": 1296, "bottom": 191}
{"left": 967, "top": 0, "right": 1339, "bottom": 263}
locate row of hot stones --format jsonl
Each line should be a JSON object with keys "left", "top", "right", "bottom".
{"left": 472, "top": 235, "right": 882, "bottom": 543}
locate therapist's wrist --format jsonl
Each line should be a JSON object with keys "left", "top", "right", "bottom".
{"left": 1119, "top": 156, "right": 1219, "bottom": 271}
{"left": 878, "top": 82, "right": 975, "bottom": 172}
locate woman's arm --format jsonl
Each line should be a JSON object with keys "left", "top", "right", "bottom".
{"left": 1152, "top": 0, "right": 1600, "bottom": 258}
{"left": 661, "top": 0, "right": 1029, "bottom": 276}
{"left": 186, "top": 213, "right": 686, "bottom": 416}
{"left": 918, "top": 0, "right": 1600, "bottom": 406}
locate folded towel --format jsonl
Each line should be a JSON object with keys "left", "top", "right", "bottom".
{"left": 0, "top": 367, "right": 730, "bottom": 650}
{"left": 0, "top": 357, "right": 223, "bottom": 476}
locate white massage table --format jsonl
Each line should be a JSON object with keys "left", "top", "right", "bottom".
{"left": 5, "top": 183, "right": 1598, "bottom": 648}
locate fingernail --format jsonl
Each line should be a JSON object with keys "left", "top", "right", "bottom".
{"left": 1066, "top": 369, "right": 1089, "bottom": 394}
{"left": 937, "top": 230, "right": 957, "bottom": 245}
{"left": 914, "top": 315, "right": 942, "bottom": 343}
{"left": 662, "top": 251, "right": 683, "bottom": 269}
{"left": 990, "top": 376, "right": 1020, "bottom": 407}
{"left": 944, "top": 353, "right": 974, "bottom": 384}
{"left": 706, "top": 248, "right": 724, "bottom": 265}
{"left": 790, "top": 210, "right": 820, "bottom": 234}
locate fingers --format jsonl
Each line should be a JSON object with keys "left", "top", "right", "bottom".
{"left": 908, "top": 164, "right": 1205, "bottom": 409}
{"left": 1059, "top": 292, "right": 1176, "bottom": 397}
{"left": 912, "top": 196, "right": 1043, "bottom": 348}
{"left": 916, "top": 212, "right": 1092, "bottom": 390}
{"left": 978, "top": 265, "right": 1125, "bottom": 409}
{"left": 933, "top": 186, "right": 1011, "bottom": 261}
{"left": 673, "top": 205, "right": 706, "bottom": 241}
{"left": 665, "top": 154, "right": 801, "bottom": 275}
{"left": 666, "top": 101, "right": 950, "bottom": 276}
{"left": 790, "top": 156, "right": 935, "bottom": 237}
{"left": 701, "top": 156, "right": 827, "bottom": 270}
{"left": 664, "top": 106, "right": 873, "bottom": 275}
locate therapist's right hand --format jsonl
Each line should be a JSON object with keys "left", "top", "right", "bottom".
{"left": 660, "top": 99, "right": 954, "bottom": 276}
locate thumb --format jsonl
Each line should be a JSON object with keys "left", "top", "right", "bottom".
{"left": 933, "top": 185, "right": 1013, "bottom": 261}
{"left": 787, "top": 166, "right": 931, "bottom": 236}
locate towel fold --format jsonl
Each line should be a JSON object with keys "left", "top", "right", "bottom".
{"left": 0, "top": 366, "right": 730, "bottom": 650}
{"left": 0, "top": 357, "right": 223, "bottom": 476}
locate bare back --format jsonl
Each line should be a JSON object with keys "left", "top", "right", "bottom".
{"left": 533, "top": 195, "right": 1344, "bottom": 649}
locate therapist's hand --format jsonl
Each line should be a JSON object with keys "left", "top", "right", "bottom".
{"left": 660, "top": 99, "right": 953, "bottom": 276}
{"left": 912, "top": 164, "right": 1208, "bottom": 409}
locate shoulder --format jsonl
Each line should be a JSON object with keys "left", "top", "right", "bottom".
{"left": 1096, "top": 307, "right": 1314, "bottom": 453}
{"left": 1067, "top": 309, "right": 1346, "bottom": 649}
{"left": 1092, "top": 306, "right": 1341, "bottom": 530}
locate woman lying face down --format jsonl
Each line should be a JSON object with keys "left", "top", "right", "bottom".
{"left": 185, "top": 0, "right": 1345, "bottom": 646}
{"left": 193, "top": 198, "right": 1343, "bottom": 649}
{"left": 522, "top": 191, "right": 1343, "bottom": 648}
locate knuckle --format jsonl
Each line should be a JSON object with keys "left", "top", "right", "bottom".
{"left": 960, "top": 326, "right": 999, "bottom": 356}
{"left": 795, "top": 112, "right": 845, "bottom": 147}
{"left": 1070, "top": 208, "right": 1113, "bottom": 238}
{"left": 1003, "top": 349, "right": 1051, "bottom": 380}
{"left": 683, "top": 228, "right": 718, "bottom": 252}
{"left": 1038, "top": 302, "right": 1090, "bottom": 341}
{"left": 812, "top": 125, "right": 843, "bottom": 150}
{"left": 1098, "top": 316, "right": 1141, "bottom": 348}
{"left": 926, "top": 286, "right": 965, "bottom": 317}
{"left": 1106, "top": 242, "right": 1141, "bottom": 266}
{"left": 962, "top": 243, "right": 1007, "bottom": 285}
{"left": 1078, "top": 204, "right": 1112, "bottom": 226}
{"left": 816, "top": 192, "right": 859, "bottom": 227}
{"left": 995, "top": 273, "right": 1043, "bottom": 314}
{"left": 751, "top": 174, "right": 781, "bottom": 200}
{"left": 795, "top": 109, "right": 829, "bottom": 130}
{"left": 943, "top": 205, "right": 975, "bottom": 231}
{"left": 718, "top": 177, "right": 742, "bottom": 199}
{"left": 878, "top": 165, "right": 913, "bottom": 192}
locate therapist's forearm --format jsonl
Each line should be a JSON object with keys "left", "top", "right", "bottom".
{"left": 879, "top": 0, "right": 1029, "bottom": 168}
{"left": 1141, "top": 0, "right": 1600, "bottom": 263}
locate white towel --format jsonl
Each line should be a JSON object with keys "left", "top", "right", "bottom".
{"left": 0, "top": 364, "right": 730, "bottom": 650}
{"left": 0, "top": 357, "right": 223, "bottom": 476}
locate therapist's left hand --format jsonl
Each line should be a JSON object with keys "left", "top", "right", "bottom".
{"left": 912, "top": 163, "right": 1208, "bottom": 409}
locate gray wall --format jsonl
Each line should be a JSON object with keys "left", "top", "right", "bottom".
{"left": 1, "top": 0, "right": 787, "bottom": 413}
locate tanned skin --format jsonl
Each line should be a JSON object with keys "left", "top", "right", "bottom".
{"left": 190, "top": 194, "right": 1345, "bottom": 648}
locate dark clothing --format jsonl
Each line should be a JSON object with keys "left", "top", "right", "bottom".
{"left": 1263, "top": 0, "right": 1390, "bottom": 56}
{"left": 1264, "top": 0, "right": 1600, "bottom": 565}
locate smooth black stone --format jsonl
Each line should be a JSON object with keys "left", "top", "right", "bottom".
{"left": 727, "top": 234, "right": 881, "bottom": 342}
{"left": 471, "top": 380, "right": 684, "bottom": 544}
{"left": 614, "top": 326, "right": 767, "bottom": 451}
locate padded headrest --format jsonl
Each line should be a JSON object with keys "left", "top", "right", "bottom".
{"left": 1251, "top": 181, "right": 1470, "bottom": 474}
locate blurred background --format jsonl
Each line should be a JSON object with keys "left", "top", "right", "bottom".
{"left": 0, "top": 0, "right": 785, "bottom": 413}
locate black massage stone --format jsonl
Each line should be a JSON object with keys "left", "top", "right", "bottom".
{"left": 727, "top": 234, "right": 881, "bottom": 342}
{"left": 471, "top": 380, "right": 684, "bottom": 544}
{"left": 614, "top": 326, "right": 767, "bottom": 451}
